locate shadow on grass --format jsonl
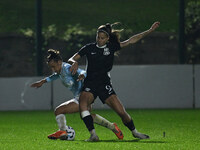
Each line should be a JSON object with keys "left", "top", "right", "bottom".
{"left": 77, "top": 139, "right": 168, "bottom": 143}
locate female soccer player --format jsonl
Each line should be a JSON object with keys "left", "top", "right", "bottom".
{"left": 31, "top": 49, "right": 123, "bottom": 140}
{"left": 68, "top": 21, "right": 160, "bottom": 141}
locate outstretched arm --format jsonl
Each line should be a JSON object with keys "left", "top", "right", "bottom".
{"left": 30, "top": 73, "right": 59, "bottom": 88}
{"left": 30, "top": 79, "right": 46, "bottom": 88}
{"left": 120, "top": 21, "right": 160, "bottom": 48}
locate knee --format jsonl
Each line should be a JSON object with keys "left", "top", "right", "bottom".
{"left": 54, "top": 106, "right": 62, "bottom": 116}
{"left": 88, "top": 105, "right": 92, "bottom": 112}
{"left": 91, "top": 114, "right": 96, "bottom": 119}
{"left": 79, "top": 102, "right": 87, "bottom": 112}
{"left": 79, "top": 93, "right": 93, "bottom": 111}
{"left": 54, "top": 108, "right": 59, "bottom": 116}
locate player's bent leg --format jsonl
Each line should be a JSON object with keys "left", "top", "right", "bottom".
{"left": 55, "top": 99, "right": 79, "bottom": 115}
{"left": 105, "top": 95, "right": 131, "bottom": 123}
{"left": 55, "top": 100, "right": 79, "bottom": 130}
{"left": 48, "top": 99, "right": 79, "bottom": 140}
{"left": 79, "top": 91, "right": 94, "bottom": 111}
{"left": 80, "top": 92, "right": 99, "bottom": 142}
{"left": 105, "top": 95, "right": 149, "bottom": 139}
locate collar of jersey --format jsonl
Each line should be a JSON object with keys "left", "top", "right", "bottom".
{"left": 96, "top": 44, "right": 107, "bottom": 48}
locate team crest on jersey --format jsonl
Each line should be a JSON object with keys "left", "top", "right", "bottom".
{"left": 103, "top": 48, "right": 110, "bottom": 56}
{"left": 84, "top": 88, "right": 91, "bottom": 92}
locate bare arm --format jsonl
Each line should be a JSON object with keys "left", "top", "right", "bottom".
{"left": 68, "top": 53, "right": 81, "bottom": 75}
{"left": 120, "top": 21, "right": 160, "bottom": 48}
{"left": 30, "top": 79, "right": 47, "bottom": 88}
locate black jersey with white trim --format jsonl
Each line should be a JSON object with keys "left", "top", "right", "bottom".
{"left": 78, "top": 42, "right": 121, "bottom": 81}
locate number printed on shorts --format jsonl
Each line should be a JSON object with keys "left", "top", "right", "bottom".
{"left": 105, "top": 85, "right": 113, "bottom": 95}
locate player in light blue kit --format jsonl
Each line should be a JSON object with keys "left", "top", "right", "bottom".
{"left": 31, "top": 49, "right": 123, "bottom": 140}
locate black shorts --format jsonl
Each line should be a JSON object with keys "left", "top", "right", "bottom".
{"left": 82, "top": 80, "right": 116, "bottom": 104}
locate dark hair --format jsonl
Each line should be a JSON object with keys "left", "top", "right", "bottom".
{"left": 97, "top": 22, "right": 123, "bottom": 44}
{"left": 47, "top": 49, "right": 62, "bottom": 63}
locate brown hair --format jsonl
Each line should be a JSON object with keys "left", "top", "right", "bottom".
{"left": 97, "top": 22, "right": 123, "bottom": 44}
{"left": 47, "top": 49, "right": 62, "bottom": 63}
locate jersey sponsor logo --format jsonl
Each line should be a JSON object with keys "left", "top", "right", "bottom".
{"left": 105, "top": 85, "right": 113, "bottom": 94}
{"left": 103, "top": 48, "right": 110, "bottom": 56}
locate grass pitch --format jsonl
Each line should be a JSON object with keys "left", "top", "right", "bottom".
{"left": 0, "top": 109, "right": 200, "bottom": 150}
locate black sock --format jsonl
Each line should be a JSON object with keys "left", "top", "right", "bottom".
{"left": 124, "top": 119, "right": 135, "bottom": 131}
{"left": 82, "top": 115, "right": 94, "bottom": 131}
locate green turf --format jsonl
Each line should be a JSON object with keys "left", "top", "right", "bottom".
{"left": 0, "top": 109, "right": 200, "bottom": 150}
{"left": 0, "top": 0, "right": 191, "bottom": 33}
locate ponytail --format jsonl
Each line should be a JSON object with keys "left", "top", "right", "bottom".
{"left": 47, "top": 49, "right": 62, "bottom": 63}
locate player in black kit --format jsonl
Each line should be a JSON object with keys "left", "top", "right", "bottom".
{"left": 68, "top": 21, "right": 160, "bottom": 141}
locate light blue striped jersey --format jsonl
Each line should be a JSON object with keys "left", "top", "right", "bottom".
{"left": 45, "top": 62, "right": 86, "bottom": 97}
